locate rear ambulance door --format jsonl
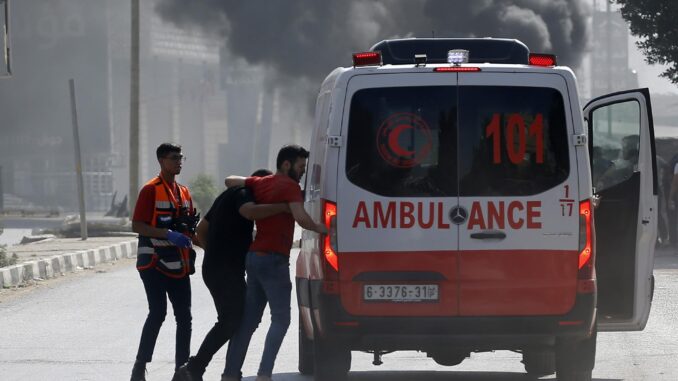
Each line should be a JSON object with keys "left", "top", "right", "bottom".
{"left": 584, "top": 88, "right": 657, "bottom": 331}
{"left": 457, "top": 72, "right": 580, "bottom": 316}
{"left": 336, "top": 72, "right": 460, "bottom": 317}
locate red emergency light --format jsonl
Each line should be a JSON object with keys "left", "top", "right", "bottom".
{"left": 529, "top": 53, "right": 557, "bottom": 67}
{"left": 353, "top": 51, "right": 382, "bottom": 67}
{"left": 434, "top": 66, "right": 481, "bottom": 72}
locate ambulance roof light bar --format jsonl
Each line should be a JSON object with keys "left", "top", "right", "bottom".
{"left": 447, "top": 49, "right": 469, "bottom": 65}
{"left": 529, "top": 53, "right": 557, "bottom": 67}
{"left": 353, "top": 51, "right": 382, "bottom": 67}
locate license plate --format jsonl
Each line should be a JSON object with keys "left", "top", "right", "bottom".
{"left": 363, "top": 284, "right": 439, "bottom": 302}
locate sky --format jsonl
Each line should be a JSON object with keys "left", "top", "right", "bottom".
{"left": 628, "top": 35, "right": 678, "bottom": 95}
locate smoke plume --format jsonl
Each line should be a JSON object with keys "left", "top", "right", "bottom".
{"left": 156, "top": 0, "right": 591, "bottom": 85}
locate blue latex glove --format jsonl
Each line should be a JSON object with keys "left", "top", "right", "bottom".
{"left": 167, "top": 230, "right": 192, "bottom": 248}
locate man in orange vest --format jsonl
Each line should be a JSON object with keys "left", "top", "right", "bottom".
{"left": 130, "top": 143, "right": 198, "bottom": 381}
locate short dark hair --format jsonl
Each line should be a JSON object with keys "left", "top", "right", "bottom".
{"left": 251, "top": 168, "right": 273, "bottom": 177}
{"left": 276, "top": 144, "right": 309, "bottom": 170}
{"left": 156, "top": 143, "right": 182, "bottom": 159}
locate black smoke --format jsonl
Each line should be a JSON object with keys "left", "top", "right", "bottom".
{"left": 156, "top": 0, "right": 591, "bottom": 85}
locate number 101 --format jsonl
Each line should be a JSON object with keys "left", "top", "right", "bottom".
{"left": 486, "top": 113, "right": 544, "bottom": 165}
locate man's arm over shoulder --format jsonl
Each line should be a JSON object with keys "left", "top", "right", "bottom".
{"left": 233, "top": 186, "right": 287, "bottom": 220}
{"left": 289, "top": 202, "right": 327, "bottom": 234}
{"left": 239, "top": 202, "right": 289, "bottom": 221}
{"left": 225, "top": 175, "right": 246, "bottom": 188}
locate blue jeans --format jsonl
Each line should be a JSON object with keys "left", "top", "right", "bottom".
{"left": 223, "top": 251, "right": 292, "bottom": 378}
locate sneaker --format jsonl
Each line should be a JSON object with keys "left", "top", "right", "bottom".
{"left": 130, "top": 361, "right": 146, "bottom": 381}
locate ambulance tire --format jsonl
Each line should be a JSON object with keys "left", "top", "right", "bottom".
{"left": 298, "top": 318, "right": 314, "bottom": 375}
{"left": 430, "top": 351, "right": 469, "bottom": 366}
{"left": 556, "top": 328, "right": 597, "bottom": 381}
{"left": 312, "top": 339, "right": 351, "bottom": 381}
{"left": 522, "top": 350, "right": 556, "bottom": 376}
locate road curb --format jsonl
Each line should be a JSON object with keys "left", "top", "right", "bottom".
{"left": 0, "top": 240, "right": 137, "bottom": 289}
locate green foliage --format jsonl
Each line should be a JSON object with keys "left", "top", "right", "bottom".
{"left": 0, "top": 245, "right": 18, "bottom": 268}
{"left": 615, "top": 0, "right": 678, "bottom": 85}
{"left": 189, "top": 173, "right": 219, "bottom": 214}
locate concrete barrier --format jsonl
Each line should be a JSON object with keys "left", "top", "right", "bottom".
{"left": 0, "top": 239, "right": 137, "bottom": 290}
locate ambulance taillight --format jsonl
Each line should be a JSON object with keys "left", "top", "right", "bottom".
{"left": 529, "top": 53, "right": 557, "bottom": 67}
{"left": 577, "top": 199, "right": 596, "bottom": 294}
{"left": 352, "top": 51, "right": 382, "bottom": 67}
{"left": 434, "top": 67, "right": 481, "bottom": 72}
{"left": 322, "top": 199, "right": 340, "bottom": 294}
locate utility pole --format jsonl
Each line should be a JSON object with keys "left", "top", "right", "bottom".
{"left": 1, "top": 0, "right": 11, "bottom": 77}
{"left": 69, "top": 79, "right": 88, "bottom": 240}
{"left": 605, "top": 1, "right": 612, "bottom": 136}
{"left": 0, "top": 165, "right": 4, "bottom": 213}
{"left": 129, "top": 0, "right": 140, "bottom": 213}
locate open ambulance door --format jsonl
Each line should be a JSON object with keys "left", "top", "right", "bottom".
{"left": 584, "top": 88, "right": 657, "bottom": 331}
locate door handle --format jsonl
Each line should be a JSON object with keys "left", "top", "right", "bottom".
{"left": 470, "top": 231, "right": 507, "bottom": 240}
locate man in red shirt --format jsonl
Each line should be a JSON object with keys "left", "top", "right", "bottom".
{"left": 221, "top": 145, "right": 326, "bottom": 381}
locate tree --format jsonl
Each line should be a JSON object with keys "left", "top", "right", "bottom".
{"left": 189, "top": 174, "right": 219, "bottom": 214}
{"left": 615, "top": 0, "right": 678, "bottom": 85}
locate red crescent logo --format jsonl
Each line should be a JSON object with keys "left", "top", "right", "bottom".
{"left": 388, "top": 124, "right": 416, "bottom": 157}
{"left": 376, "top": 113, "right": 432, "bottom": 168}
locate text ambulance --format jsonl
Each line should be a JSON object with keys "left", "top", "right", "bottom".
{"left": 296, "top": 38, "right": 657, "bottom": 381}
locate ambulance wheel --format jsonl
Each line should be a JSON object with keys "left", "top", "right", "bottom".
{"left": 430, "top": 350, "right": 469, "bottom": 366}
{"left": 298, "top": 318, "right": 314, "bottom": 375}
{"left": 556, "top": 327, "right": 596, "bottom": 381}
{"left": 313, "top": 338, "right": 350, "bottom": 381}
{"left": 522, "top": 349, "right": 555, "bottom": 376}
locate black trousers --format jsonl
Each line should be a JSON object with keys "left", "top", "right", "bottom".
{"left": 189, "top": 265, "right": 246, "bottom": 373}
{"left": 135, "top": 269, "right": 192, "bottom": 369}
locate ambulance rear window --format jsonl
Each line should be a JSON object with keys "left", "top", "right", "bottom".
{"left": 458, "top": 86, "right": 569, "bottom": 196}
{"left": 345, "top": 85, "right": 569, "bottom": 197}
{"left": 346, "top": 86, "right": 459, "bottom": 197}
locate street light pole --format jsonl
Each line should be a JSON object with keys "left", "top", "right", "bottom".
{"left": 129, "top": 0, "right": 140, "bottom": 214}
{"left": 69, "top": 79, "right": 88, "bottom": 240}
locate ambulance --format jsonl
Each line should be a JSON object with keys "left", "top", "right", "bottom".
{"left": 296, "top": 38, "right": 657, "bottom": 381}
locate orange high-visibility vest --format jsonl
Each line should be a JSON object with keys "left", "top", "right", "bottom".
{"left": 136, "top": 176, "right": 194, "bottom": 278}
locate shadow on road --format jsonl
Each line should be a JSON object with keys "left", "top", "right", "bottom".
{"left": 243, "top": 371, "right": 622, "bottom": 381}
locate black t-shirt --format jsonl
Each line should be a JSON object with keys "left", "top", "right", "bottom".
{"left": 203, "top": 186, "right": 255, "bottom": 274}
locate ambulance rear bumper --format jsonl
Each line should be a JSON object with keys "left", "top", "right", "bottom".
{"left": 303, "top": 279, "right": 596, "bottom": 351}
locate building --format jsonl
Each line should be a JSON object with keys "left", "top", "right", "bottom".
{"left": 0, "top": 0, "right": 113, "bottom": 212}
{"left": 590, "top": 4, "right": 638, "bottom": 98}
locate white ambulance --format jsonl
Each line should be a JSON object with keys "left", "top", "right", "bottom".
{"left": 296, "top": 38, "right": 657, "bottom": 381}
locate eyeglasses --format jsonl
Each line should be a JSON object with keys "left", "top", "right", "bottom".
{"left": 164, "top": 154, "right": 186, "bottom": 163}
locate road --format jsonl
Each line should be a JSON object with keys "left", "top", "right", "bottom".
{"left": 1, "top": 248, "right": 678, "bottom": 381}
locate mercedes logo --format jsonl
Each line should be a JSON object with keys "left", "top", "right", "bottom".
{"left": 449, "top": 205, "right": 468, "bottom": 225}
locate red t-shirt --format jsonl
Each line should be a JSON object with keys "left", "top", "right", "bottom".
{"left": 246, "top": 174, "right": 303, "bottom": 256}
{"left": 132, "top": 184, "right": 156, "bottom": 223}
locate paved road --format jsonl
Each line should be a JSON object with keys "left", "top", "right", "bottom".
{"left": 1, "top": 248, "right": 678, "bottom": 380}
